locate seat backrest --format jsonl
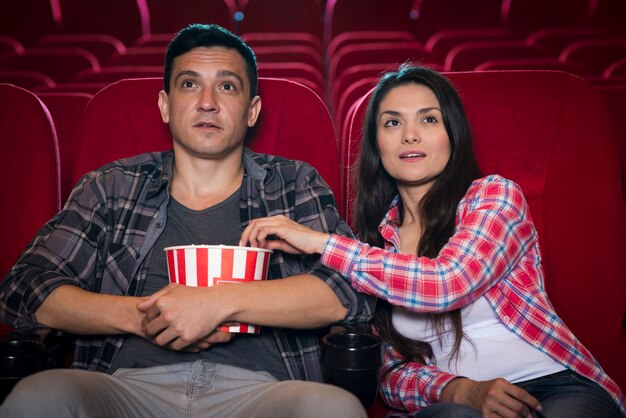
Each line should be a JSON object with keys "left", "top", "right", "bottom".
{"left": 501, "top": 0, "right": 590, "bottom": 37}
{"left": 37, "top": 91, "right": 93, "bottom": 204}
{"left": 412, "top": 0, "right": 503, "bottom": 42}
{"left": 560, "top": 38, "right": 626, "bottom": 76}
{"left": 444, "top": 40, "right": 548, "bottom": 71}
{"left": 57, "top": 0, "right": 149, "bottom": 46}
{"left": 145, "top": 0, "right": 235, "bottom": 34}
{"left": 72, "top": 77, "right": 341, "bottom": 208}
{"left": 0, "top": 84, "right": 61, "bottom": 278}
{"left": 0, "top": 47, "right": 100, "bottom": 83}
{"left": 324, "top": 0, "right": 416, "bottom": 48}
{"left": 0, "top": 0, "right": 60, "bottom": 46}
{"left": 238, "top": 0, "right": 323, "bottom": 39}
{"left": 343, "top": 70, "right": 626, "bottom": 389}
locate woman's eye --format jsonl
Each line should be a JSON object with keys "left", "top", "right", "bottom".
{"left": 383, "top": 119, "right": 400, "bottom": 127}
{"left": 423, "top": 115, "right": 438, "bottom": 123}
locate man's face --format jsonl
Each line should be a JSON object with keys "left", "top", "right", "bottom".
{"left": 158, "top": 46, "right": 261, "bottom": 161}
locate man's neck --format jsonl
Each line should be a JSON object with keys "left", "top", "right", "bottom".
{"left": 170, "top": 152, "right": 245, "bottom": 211}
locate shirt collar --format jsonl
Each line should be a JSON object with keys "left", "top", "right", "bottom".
{"left": 379, "top": 195, "right": 401, "bottom": 250}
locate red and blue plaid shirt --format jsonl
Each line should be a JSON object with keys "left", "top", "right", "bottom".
{"left": 321, "top": 175, "right": 625, "bottom": 414}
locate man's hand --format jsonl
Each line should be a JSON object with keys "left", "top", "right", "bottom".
{"left": 136, "top": 284, "right": 234, "bottom": 351}
{"left": 442, "top": 377, "right": 542, "bottom": 418}
{"left": 240, "top": 215, "right": 329, "bottom": 254}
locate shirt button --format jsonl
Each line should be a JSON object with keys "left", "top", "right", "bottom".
{"left": 503, "top": 315, "right": 510, "bottom": 323}
{"left": 156, "top": 222, "right": 163, "bottom": 228}
{"left": 533, "top": 340, "right": 541, "bottom": 347}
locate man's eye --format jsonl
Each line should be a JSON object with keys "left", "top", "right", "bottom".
{"left": 223, "top": 83, "right": 236, "bottom": 91}
{"left": 182, "top": 81, "right": 194, "bottom": 88}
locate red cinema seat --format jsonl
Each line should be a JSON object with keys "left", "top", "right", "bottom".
{"left": 72, "top": 77, "right": 341, "bottom": 209}
{"left": 596, "top": 84, "right": 626, "bottom": 201}
{"left": 525, "top": 27, "right": 612, "bottom": 56}
{"left": 0, "top": 48, "right": 100, "bottom": 83}
{"left": 0, "top": 36, "right": 25, "bottom": 56}
{"left": 425, "top": 29, "right": 515, "bottom": 65}
{"left": 411, "top": 0, "right": 504, "bottom": 42}
{"left": 443, "top": 40, "right": 548, "bottom": 72}
{"left": 604, "top": 57, "right": 626, "bottom": 80}
{"left": 141, "top": 0, "right": 235, "bottom": 41}
{"left": 106, "top": 47, "right": 167, "bottom": 67}
{"left": 560, "top": 39, "right": 626, "bottom": 76}
{"left": 36, "top": 34, "right": 127, "bottom": 65}
{"left": 327, "top": 41, "right": 428, "bottom": 104}
{"left": 257, "top": 62, "right": 323, "bottom": 99}
{"left": 252, "top": 45, "right": 323, "bottom": 74}
{"left": 57, "top": 0, "right": 149, "bottom": 47}
{"left": 36, "top": 92, "right": 93, "bottom": 204}
{"left": 0, "top": 84, "right": 61, "bottom": 278}
{"left": 501, "top": 0, "right": 590, "bottom": 37}
{"left": 73, "top": 66, "right": 164, "bottom": 84}
{"left": 474, "top": 57, "right": 589, "bottom": 77}
{"left": 238, "top": 0, "right": 323, "bottom": 41}
{"left": 343, "top": 71, "right": 626, "bottom": 394}
{"left": 325, "top": 31, "right": 419, "bottom": 69}
{"left": 0, "top": 0, "right": 60, "bottom": 47}
{"left": 241, "top": 33, "right": 323, "bottom": 57}
{"left": 324, "top": 0, "right": 416, "bottom": 48}
{"left": 0, "top": 70, "right": 55, "bottom": 91}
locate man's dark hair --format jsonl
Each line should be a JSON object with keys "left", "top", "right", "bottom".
{"left": 163, "top": 24, "right": 258, "bottom": 97}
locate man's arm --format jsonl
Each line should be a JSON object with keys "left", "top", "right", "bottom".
{"left": 138, "top": 273, "right": 347, "bottom": 350}
{"left": 34, "top": 285, "right": 145, "bottom": 336}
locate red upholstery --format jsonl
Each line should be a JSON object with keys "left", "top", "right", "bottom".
{"left": 525, "top": 27, "right": 611, "bottom": 56}
{"left": 242, "top": 33, "right": 323, "bottom": 55}
{"left": 444, "top": 40, "right": 548, "bottom": 71}
{"left": 74, "top": 66, "right": 164, "bottom": 83}
{"left": 0, "top": 35, "right": 25, "bottom": 55}
{"left": 424, "top": 29, "right": 514, "bottom": 65}
{"left": 327, "top": 41, "right": 428, "bottom": 104}
{"left": 323, "top": 0, "right": 416, "bottom": 48}
{"left": 334, "top": 77, "right": 378, "bottom": 138}
{"left": 257, "top": 62, "right": 323, "bottom": 99}
{"left": 106, "top": 46, "right": 167, "bottom": 67}
{"left": 143, "top": 0, "right": 235, "bottom": 36}
{"left": 343, "top": 71, "right": 626, "bottom": 393}
{"left": 36, "top": 34, "right": 127, "bottom": 65}
{"left": 501, "top": 0, "right": 590, "bottom": 37}
{"left": 560, "top": 39, "right": 626, "bottom": 76}
{"left": 252, "top": 45, "right": 323, "bottom": 73}
{"left": 326, "top": 31, "right": 419, "bottom": 67}
{"left": 37, "top": 92, "right": 93, "bottom": 204}
{"left": 604, "top": 57, "right": 626, "bottom": 80}
{"left": 474, "top": 57, "right": 589, "bottom": 76}
{"left": 57, "top": 0, "right": 149, "bottom": 46}
{"left": 0, "top": 84, "right": 61, "bottom": 278}
{"left": 238, "top": 0, "right": 324, "bottom": 40}
{"left": 0, "top": 47, "right": 100, "bottom": 83}
{"left": 331, "top": 63, "right": 399, "bottom": 116}
{"left": 0, "top": 70, "right": 55, "bottom": 91}
{"left": 589, "top": 0, "right": 626, "bottom": 37}
{"left": 597, "top": 84, "right": 626, "bottom": 202}
{"left": 411, "top": 0, "right": 504, "bottom": 42}
{"left": 0, "top": 0, "right": 60, "bottom": 47}
{"left": 72, "top": 77, "right": 341, "bottom": 210}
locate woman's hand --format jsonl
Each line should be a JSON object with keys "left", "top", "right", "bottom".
{"left": 239, "top": 215, "right": 330, "bottom": 255}
{"left": 442, "top": 377, "right": 542, "bottom": 418}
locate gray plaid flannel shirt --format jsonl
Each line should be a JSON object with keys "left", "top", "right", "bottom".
{"left": 0, "top": 148, "right": 376, "bottom": 381}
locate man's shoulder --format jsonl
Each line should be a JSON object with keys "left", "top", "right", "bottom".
{"left": 88, "top": 151, "right": 169, "bottom": 178}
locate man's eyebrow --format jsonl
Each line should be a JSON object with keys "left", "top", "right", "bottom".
{"left": 173, "top": 70, "right": 200, "bottom": 84}
{"left": 216, "top": 69, "right": 244, "bottom": 87}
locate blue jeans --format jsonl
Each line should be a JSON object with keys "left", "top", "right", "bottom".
{"left": 409, "top": 370, "right": 623, "bottom": 418}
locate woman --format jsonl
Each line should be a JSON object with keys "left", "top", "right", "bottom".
{"left": 240, "top": 65, "right": 625, "bottom": 417}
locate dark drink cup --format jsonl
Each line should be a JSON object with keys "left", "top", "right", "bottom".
{"left": 321, "top": 332, "right": 382, "bottom": 407}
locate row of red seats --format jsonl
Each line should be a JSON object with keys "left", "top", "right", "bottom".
{"left": 2, "top": 71, "right": 625, "bottom": 415}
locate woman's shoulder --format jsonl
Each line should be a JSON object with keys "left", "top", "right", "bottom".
{"left": 462, "top": 174, "right": 528, "bottom": 211}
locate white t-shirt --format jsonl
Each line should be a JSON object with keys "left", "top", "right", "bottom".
{"left": 392, "top": 296, "right": 566, "bottom": 382}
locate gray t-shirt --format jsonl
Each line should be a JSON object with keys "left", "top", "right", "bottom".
{"left": 109, "top": 189, "right": 290, "bottom": 380}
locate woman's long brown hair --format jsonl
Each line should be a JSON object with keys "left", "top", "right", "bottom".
{"left": 353, "top": 64, "right": 481, "bottom": 370}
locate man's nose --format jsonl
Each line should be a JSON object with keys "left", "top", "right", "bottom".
{"left": 197, "top": 89, "right": 218, "bottom": 112}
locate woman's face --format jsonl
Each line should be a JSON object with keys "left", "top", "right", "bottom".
{"left": 376, "top": 83, "right": 451, "bottom": 192}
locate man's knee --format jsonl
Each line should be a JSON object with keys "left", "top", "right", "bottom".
{"left": 275, "top": 381, "right": 367, "bottom": 418}
{"left": 0, "top": 369, "right": 94, "bottom": 417}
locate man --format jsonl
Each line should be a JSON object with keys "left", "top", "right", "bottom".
{"left": 0, "top": 24, "right": 374, "bottom": 417}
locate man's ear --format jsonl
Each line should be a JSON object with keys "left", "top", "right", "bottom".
{"left": 247, "top": 96, "right": 261, "bottom": 127}
{"left": 157, "top": 90, "right": 169, "bottom": 124}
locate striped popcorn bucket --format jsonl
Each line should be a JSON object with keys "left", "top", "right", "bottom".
{"left": 164, "top": 245, "right": 272, "bottom": 334}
